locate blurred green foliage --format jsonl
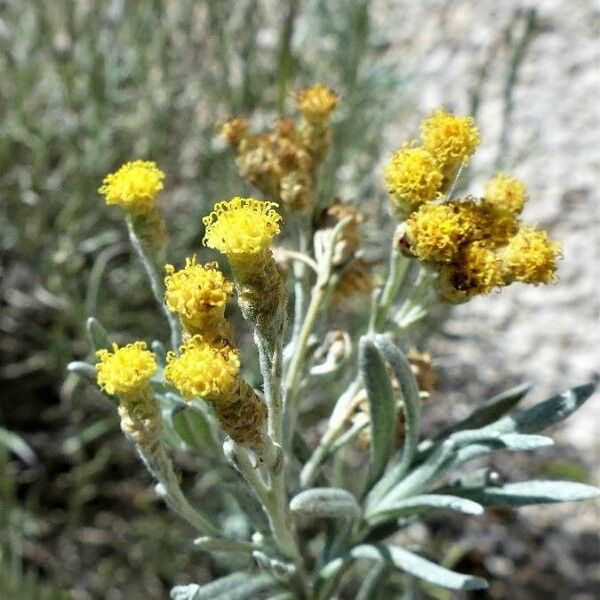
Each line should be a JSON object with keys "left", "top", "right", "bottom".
{"left": 0, "top": 0, "right": 408, "bottom": 596}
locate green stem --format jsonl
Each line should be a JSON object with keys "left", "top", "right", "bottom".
{"left": 126, "top": 216, "right": 181, "bottom": 351}
{"left": 370, "top": 240, "right": 410, "bottom": 333}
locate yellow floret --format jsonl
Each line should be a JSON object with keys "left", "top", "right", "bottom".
{"left": 384, "top": 144, "right": 444, "bottom": 212}
{"left": 407, "top": 202, "right": 471, "bottom": 263}
{"left": 502, "top": 227, "right": 562, "bottom": 284}
{"left": 96, "top": 342, "right": 157, "bottom": 398}
{"left": 484, "top": 173, "right": 528, "bottom": 215}
{"left": 439, "top": 243, "right": 506, "bottom": 302}
{"left": 296, "top": 84, "right": 339, "bottom": 123}
{"left": 202, "top": 197, "right": 282, "bottom": 257}
{"left": 165, "top": 337, "right": 240, "bottom": 403}
{"left": 98, "top": 160, "right": 165, "bottom": 215}
{"left": 421, "top": 108, "right": 480, "bottom": 171}
{"left": 164, "top": 257, "right": 233, "bottom": 332}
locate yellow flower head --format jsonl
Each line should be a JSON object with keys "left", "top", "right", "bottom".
{"left": 96, "top": 342, "right": 157, "bottom": 398}
{"left": 165, "top": 336, "right": 240, "bottom": 403}
{"left": 484, "top": 172, "right": 528, "bottom": 215}
{"left": 164, "top": 257, "right": 233, "bottom": 332}
{"left": 439, "top": 243, "right": 505, "bottom": 302}
{"left": 407, "top": 202, "right": 473, "bottom": 263}
{"left": 296, "top": 84, "right": 339, "bottom": 123}
{"left": 220, "top": 118, "right": 251, "bottom": 148}
{"left": 384, "top": 144, "right": 444, "bottom": 212}
{"left": 456, "top": 199, "right": 518, "bottom": 248}
{"left": 202, "top": 197, "right": 282, "bottom": 257}
{"left": 502, "top": 226, "right": 562, "bottom": 284}
{"left": 421, "top": 108, "right": 480, "bottom": 169}
{"left": 98, "top": 160, "right": 165, "bottom": 215}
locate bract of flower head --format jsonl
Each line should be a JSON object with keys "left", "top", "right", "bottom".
{"left": 420, "top": 108, "right": 480, "bottom": 171}
{"left": 202, "top": 197, "right": 282, "bottom": 257}
{"left": 502, "top": 226, "right": 562, "bottom": 285}
{"left": 98, "top": 160, "right": 165, "bottom": 215}
{"left": 384, "top": 143, "right": 444, "bottom": 213}
{"left": 164, "top": 257, "right": 233, "bottom": 332}
{"left": 296, "top": 84, "right": 339, "bottom": 123}
{"left": 165, "top": 336, "right": 240, "bottom": 403}
{"left": 484, "top": 172, "right": 528, "bottom": 215}
{"left": 96, "top": 342, "right": 157, "bottom": 398}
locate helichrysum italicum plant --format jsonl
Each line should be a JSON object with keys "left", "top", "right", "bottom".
{"left": 70, "top": 87, "right": 598, "bottom": 599}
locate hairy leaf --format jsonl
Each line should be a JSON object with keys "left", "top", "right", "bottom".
{"left": 170, "top": 572, "right": 275, "bottom": 600}
{"left": 368, "top": 494, "right": 483, "bottom": 525}
{"left": 442, "top": 480, "right": 600, "bottom": 507}
{"left": 290, "top": 487, "right": 360, "bottom": 519}
{"left": 351, "top": 544, "right": 488, "bottom": 590}
{"left": 86, "top": 316, "right": 110, "bottom": 351}
{"left": 359, "top": 337, "right": 397, "bottom": 489}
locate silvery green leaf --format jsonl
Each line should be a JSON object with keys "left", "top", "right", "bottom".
{"left": 374, "top": 335, "right": 422, "bottom": 481}
{"left": 86, "top": 316, "right": 110, "bottom": 351}
{"left": 359, "top": 337, "right": 397, "bottom": 488}
{"left": 171, "top": 572, "right": 275, "bottom": 600}
{"left": 328, "top": 417, "right": 368, "bottom": 454}
{"left": 290, "top": 487, "right": 360, "bottom": 519}
{"left": 0, "top": 426, "right": 37, "bottom": 466}
{"left": 351, "top": 544, "right": 488, "bottom": 590}
{"left": 170, "top": 584, "right": 201, "bottom": 600}
{"left": 367, "top": 440, "right": 455, "bottom": 513}
{"left": 367, "top": 494, "right": 483, "bottom": 525}
{"left": 67, "top": 360, "right": 96, "bottom": 383}
{"left": 442, "top": 480, "right": 600, "bottom": 507}
{"left": 484, "top": 383, "right": 595, "bottom": 435}
{"left": 449, "top": 430, "right": 553, "bottom": 451}
{"left": 194, "top": 536, "right": 254, "bottom": 555}
{"left": 433, "top": 382, "right": 532, "bottom": 440}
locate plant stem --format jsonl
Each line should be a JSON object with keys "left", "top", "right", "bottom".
{"left": 126, "top": 216, "right": 181, "bottom": 351}
{"left": 370, "top": 243, "right": 410, "bottom": 333}
{"left": 142, "top": 443, "right": 219, "bottom": 536}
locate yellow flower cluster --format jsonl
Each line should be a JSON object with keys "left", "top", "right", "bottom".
{"left": 220, "top": 84, "right": 338, "bottom": 211}
{"left": 165, "top": 336, "right": 267, "bottom": 454}
{"left": 165, "top": 336, "right": 240, "bottom": 403}
{"left": 203, "top": 197, "right": 282, "bottom": 259}
{"left": 96, "top": 342, "right": 157, "bottom": 398}
{"left": 96, "top": 342, "right": 160, "bottom": 448}
{"left": 202, "top": 197, "right": 286, "bottom": 337}
{"left": 384, "top": 108, "right": 480, "bottom": 215}
{"left": 406, "top": 193, "right": 561, "bottom": 301}
{"left": 98, "top": 160, "right": 165, "bottom": 215}
{"left": 384, "top": 110, "right": 560, "bottom": 301}
{"left": 164, "top": 257, "right": 233, "bottom": 338}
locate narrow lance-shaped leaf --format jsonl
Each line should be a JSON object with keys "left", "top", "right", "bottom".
{"left": 359, "top": 337, "right": 397, "bottom": 489}
{"left": 484, "top": 383, "right": 596, "bottom": 436}
{"left": 355, "top": 561, "right": 391, "bottom": 600}
{"left": 367, "top": 494, "right": 484, "bottom": 525}
{"left": 290, "top": 487, "right": 360, "bottom": 519}
{"left": 170, "top": 572, "right": 275, "bottom": 600}
{"left": 440, "top": 480, "right": 600, "bottom": 507}
{"left": 351, "top": 544, "right": 488, "bottom": 591}
{"left": 375, "top": 335, "right": 422, "bottom": 477}
{"left": 367, "top": 439, "right": 455, "bottom": 514}
{"left": 433, "top": 382, "right": 533, "bottom": 440}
